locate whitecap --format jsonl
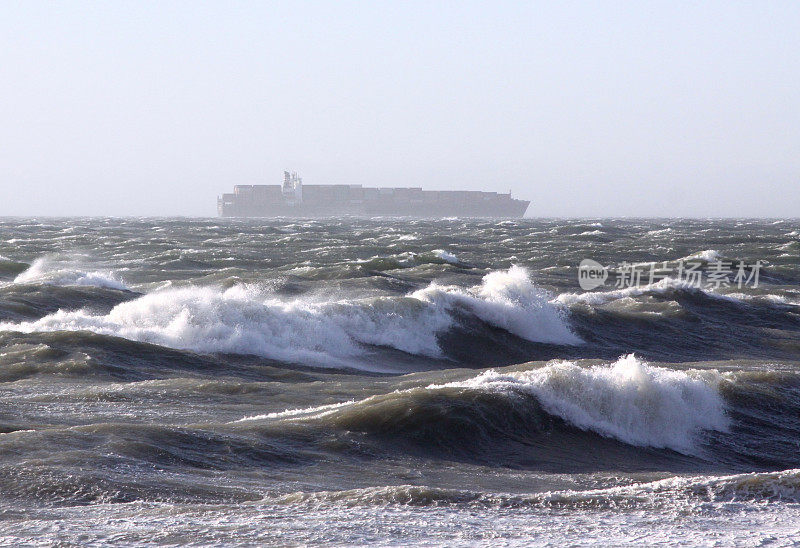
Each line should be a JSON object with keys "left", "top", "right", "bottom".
{"left": 0, "top": 266, "right": 581, "bottom": 367}
{"left": 14, "top": 256, "right": 128, "bottom": 291}
{"left": 680, "top": 249, "right": 722, "bottom": 262}
{"left": 434, "top": 354, "right": 728, "bottom": 453}
{"left": 413, "top": 265, "right": 582, "bottom": 345}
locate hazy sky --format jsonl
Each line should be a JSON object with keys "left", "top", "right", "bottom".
{"left": 1, "top": 1, "right": 798, "bottom": 217}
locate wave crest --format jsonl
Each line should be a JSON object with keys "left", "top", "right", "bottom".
{"left": 413, "top": 265, "right": 582, "bottom": 345}
{"left": 273, "top": 468, "right": 800, "bottom": 510}
{"left": 435, "top": 354, "right": 728, "bottom": 452}
{"left": 241, "top": 355, "right": 728, "bottom": 454}
{"left": 14, "top": 257, "right": 128, "bottom": 291}
{"left": 0, "top": 267, "right": 580, "bottom": 368}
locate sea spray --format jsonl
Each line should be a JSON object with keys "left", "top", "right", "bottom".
{"left": 0, "top": 266, "right": 581, "bottom": 367}
{"left": 435, "top": 354, "right": 729, "bottom": 452}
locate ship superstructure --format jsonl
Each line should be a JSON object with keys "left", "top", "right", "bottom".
{"left": 218, "top": 171, "right": 530, "bottom": 217}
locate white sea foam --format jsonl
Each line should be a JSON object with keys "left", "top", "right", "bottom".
{"left": 235, "top": 400, "right": 358, "bottom": 422}
{"left": 276, "top": 468, "right": 800, "bottom": 508}
{"left": 0, "top": 266, "right": 581, "bottom": 367}
{"left": 555, "top": 277, "right": 699, "bottom": 306}
{"left": 725, "top": 292, "right": 800, "bottom": 306}
{"left": 680, "top": 249, "right": 722, "bottom": 262}
{"left": 435, "top": 354, "right": 728, "bottom": 452}
{"left": 0, "top": 285, "right": 450, "bottom": 368}
{"left": 412, "top": 265, "right": 582, "bottom": 345}
{"left": 356, "top": 248, "right": 461, "bottom": 269}
{"left": 431, "top": 249, "right": 459, "bottom": 264}
{"left": 244, "top": 354, "right": 727, "bottom": 452}
{"left": 14, "top": 257, "right": 128, "bottom": 290}
{"left": 533, "top": 468, "right": 800, "bottom": 506}
{"left": 555, "top": 275, "right": 749, "bottom": 308}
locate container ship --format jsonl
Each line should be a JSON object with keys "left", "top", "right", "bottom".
{"left": 218, "top": 172, "right": 530, "bottom": 218}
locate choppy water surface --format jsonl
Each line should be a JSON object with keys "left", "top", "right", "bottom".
{"left": 0, "top": 217, "right": 799, "bottom": 545}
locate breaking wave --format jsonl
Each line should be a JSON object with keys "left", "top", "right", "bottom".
{"left": 434, "top": 354, "right": 728, "bottom": 452}
{"left": 555, "top": 277, "right": 738, "bottom": 307}
{"left": 242, "top": 355, "right": 728, "bottom": 454}
{"left": 274, "top": 468, "right": 800, "bottom": 509}
{"left": 0, "top": 267, "right": 580, "bottom": 368}
{"left": 14, "top": 257, "right": 128, "bottom": 291}
{"left": 354, "top": 248, "right": 463, "bottom": 271}
{"left": 413, "top": 265, "right": 582, "bottom": 345}
{"left": 680, "top": 249, "right": 723, "bottom": 263}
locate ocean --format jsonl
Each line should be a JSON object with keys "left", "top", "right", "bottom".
{"left": 0, "top": 217, "right": 799, "bottom": 545}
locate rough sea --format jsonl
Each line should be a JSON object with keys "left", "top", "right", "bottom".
{"left": 1, "top": 217, "right": 799, "bottom": 546}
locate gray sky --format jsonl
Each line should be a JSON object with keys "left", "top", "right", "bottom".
{"left": 1, "top": 1, "right": 798, "bottom": 217}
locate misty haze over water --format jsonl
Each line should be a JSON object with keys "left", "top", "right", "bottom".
{"left": 1, "top": 2, "right": 799, "bottom": 217}
{"left": 2, "top": 1, "right": 800, "bottom": 545}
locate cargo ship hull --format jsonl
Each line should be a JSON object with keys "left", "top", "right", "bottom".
{"left": 218, "top": 173, "right": 530, "bottom": 218}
